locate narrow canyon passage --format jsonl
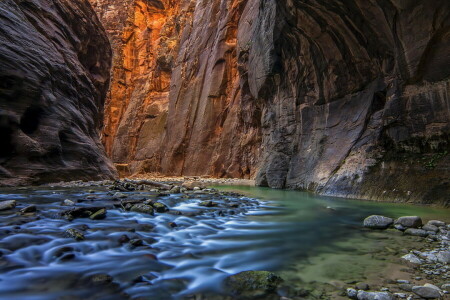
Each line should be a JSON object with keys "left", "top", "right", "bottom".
{"left": 0, "top": 0, "right": 449, "bottom": 300}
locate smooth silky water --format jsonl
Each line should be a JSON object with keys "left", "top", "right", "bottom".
{"left": 0, "top": 185, "right": 449, "bottom": 300}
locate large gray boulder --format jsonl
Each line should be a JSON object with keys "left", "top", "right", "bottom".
{"left": 412, "top": 285, "right": 441, "bottom": 299}
{"left": 363, "top": 215, "right": 394, "bottom": 229}
{"left": 395, "top": 216, "right": 422, "bottom": 228}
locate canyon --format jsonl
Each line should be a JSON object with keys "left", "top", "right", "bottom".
{"left": 0, "top": 0, "right": 449, "bottom": 205}
{"left": 91, "top": 0, "right": 450, "bottom": 205}
{"left": 0, "top": 0, "right": 117, "bottom": 185}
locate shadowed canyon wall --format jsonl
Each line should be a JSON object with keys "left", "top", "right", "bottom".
{"left": 0, "top": 0, "right": 117, "bottom": 185}
{"left": 93, "top": 0, "right": 450, "bottom": 205}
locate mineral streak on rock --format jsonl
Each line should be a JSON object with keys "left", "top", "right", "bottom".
{"left": 0, "top": 0, "right": 117, "bottom": 185}
{"left": 93, "top": 0, "right": 449, "bottom": 205}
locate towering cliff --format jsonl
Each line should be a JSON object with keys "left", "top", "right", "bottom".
{"left": 0, "top": 0, "right": 117, "bottom": 185}
{"left": 93, "top": 0, "right": 450, "bottom": 205}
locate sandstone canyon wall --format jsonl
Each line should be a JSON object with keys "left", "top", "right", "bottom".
{"left": 0, "top": 0, "right": 117, "bottom": 185}
{"left": 93, "top": 0, "right": 450, "bottom": 205}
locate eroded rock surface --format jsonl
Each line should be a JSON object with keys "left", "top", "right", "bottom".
{"left": 0, "top": 0, "right": 117, "bottom": 185}
{"left": 93, "top": 0, "right": 450, "bottom": 204}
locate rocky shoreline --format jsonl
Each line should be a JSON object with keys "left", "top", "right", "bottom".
{"left": 343, "top": 215, "right": 450, "bottom": 300}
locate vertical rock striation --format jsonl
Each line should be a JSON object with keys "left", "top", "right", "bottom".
{"left": 95, "top": 0, "right": 449, "bottom": 205}
{"left": 0, "top": 0, "right": 117, "bottom": 185}
{"left": 252, "top": 0, "right": 450, "bottom": 205}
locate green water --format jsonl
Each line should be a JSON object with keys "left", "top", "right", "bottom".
{"left": 213, "top": 186, "right": 450, "bottom": 295}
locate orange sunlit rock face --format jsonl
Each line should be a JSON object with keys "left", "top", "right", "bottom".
{"left": 90, "top": 0, "right": 261, "bottom": 178}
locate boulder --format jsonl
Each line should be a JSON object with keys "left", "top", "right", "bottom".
{"left": 65, "top": 228, "right": 85, "bottom": 241}
{"left": 427, "top": 220, "right": 446, "bottom": 227}
{"left": 130, "top": 204, "right": 154, "bottom": 215}
{"left": 422, "top": 224, "right": 438, "bottom": 232}
{"left": 0, "top": 200, "right": 16, "bottom": 211}
{"left": 223, "top": 271, "right": 283, "bottom": 299}
{"left": 412, "top": 286, "right": 441, "bottom": 299}
{"left": 152, "top": 202, "right": 169, "bottom": 213}
{"left": 437, "top": 251, "right": 450, "bottom": 264}
{"left": 363, "top": 215, "right": 393, "bottom": 229}
{"left": 356, "top": 291, "right": 395, "bottom": 300}
{"left": 395, "top": 216, "right": 422, "bottom": 228}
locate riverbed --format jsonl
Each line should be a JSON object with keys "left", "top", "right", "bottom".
{"left": 0, "top": 183, "right": 448, "bottom": 299}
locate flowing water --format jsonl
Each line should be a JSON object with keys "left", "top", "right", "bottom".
{"left": 0, "top": 184, "right": 449, "bottom": 300}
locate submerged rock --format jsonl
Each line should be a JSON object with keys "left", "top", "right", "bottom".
{"left": 363, "top": 215, "right": 393, "bottom": 229}
{"left": 89, "top": 208, "right": 107, "bottom": 220}
{"left": 20, "top": 205, "right": 36, "bottom": 214}
{"left": 65, "top": 228, "right": 85, "bottom": 241}
{"left": 130, "top": 204, "right": 154, "bottom": 215}
{"left": 199, "top": 200, "right": 219, "bottom": 207}
{"left": 62, "top": 199, "right": 75, "bottom": 206}
{"left": 395, "top": 216, "right": 422, "bottom": 228}
{"left": 0, "top": 200, "right": 16, "bottom": 211}
{"left": 224, "top": 271, "right": 283, "bottom": 299}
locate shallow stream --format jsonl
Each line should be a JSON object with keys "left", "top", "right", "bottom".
{"left": 0, "top": 184, "right": 448, "bottom": 300}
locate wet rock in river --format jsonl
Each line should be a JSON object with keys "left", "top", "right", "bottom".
{"left": 89, "top": 273, "right": 114, "bottom": 285}
{"left": 401, "top": 253, "right": 423, "bottom": 265}
{"left": 118, "top": 235, "right": 130, "bottom": 244}
{"left": 404, "top": 228, "right": 428, "bottom": 237}
{"left": 223, "top": 271, "right": 283, "bottom": 299}
{"left": 437, "top": 250, "right": 450, "bottom": 264}
{"left": 422, "top": 224, "right": 439, "bottom": 233}
{"left": 169, "top": 186, "right": 181, "bottom": 193}
{"left": 61, "top": 207, "right": 106, "bottom": 220}
{"left": 347, "top": 288, "right": 358, "bottom": 299}
{"left": 62, "top": 199, "right": 75, "bottom": 206}
{"left": 395, "top": 216, "right": 422, "bottom": 229}
{"left": 363, "top": 215, "right": 394, "bottom": 229}
{"left": 0, "top": 200, "right": 16, "bottom": 211}
{"left": 412, "top": 285, "right": 441, "bottom": 299}
{"left": 428, "top": 220, "right": 446, "bottom": 227}
{"left": 169, "top": 222, "right": 177, "bottom": 228}
{"left": 129, "top": 239, "right": 143, "bottom": 247}
{"left": 130, "top": 204, "right": 154, "bottom": 215}
{"left": 199, "top": 200, "right": 218, "bottom": 207}
{"left": 152, "top": 202, "right": 169, "bottom": 213}
{"left": 89, "top": 208, "right": 107, "bottom": 220}
{"left": 356, "top": 291, "right": 395, "bottom": 300}
{"left": 65, "top": 228, "right": 85, "bottom": 241}
{"left": 20, "top": 205, "right": 36, "bottom": 214}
